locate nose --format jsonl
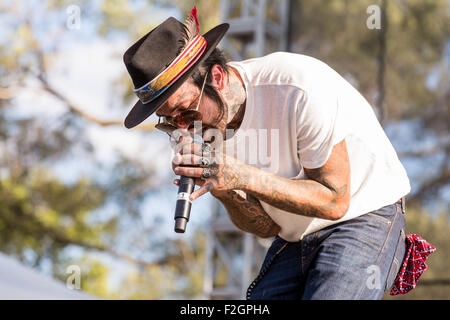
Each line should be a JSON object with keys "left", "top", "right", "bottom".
{"left": 169, "top": 114, "right": 190, "bottom": 129}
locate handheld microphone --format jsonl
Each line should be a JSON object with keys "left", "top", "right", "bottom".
{"left": 174, "top": 176, "right": 195, "bottom": 233}
{"left": 174, "top": 134, "right": 203, "bottom": 233}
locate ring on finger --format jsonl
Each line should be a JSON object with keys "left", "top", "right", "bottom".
{"left": 202, "top": 144, "right": 212, "bottom": 155}
{"left": 201, "top": 167, "right": 212, "bottom": 179}
{"left": 199, "top": 156, "right": 210, "bottom": 166}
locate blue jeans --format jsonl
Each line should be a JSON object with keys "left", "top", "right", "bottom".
{"left": 247, "top": 201, "right": 406, "bottom": 300}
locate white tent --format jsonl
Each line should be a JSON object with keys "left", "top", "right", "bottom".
{"left": 0, "top": 252, "right": 95, "bottom": 300}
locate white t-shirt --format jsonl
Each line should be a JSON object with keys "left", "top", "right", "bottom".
{"left": 224, "top": 52, "right": 411, "bottom": 242}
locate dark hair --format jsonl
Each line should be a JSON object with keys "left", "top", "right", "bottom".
{"left": 191, "top": 48, "right": 230, "bottom": 124}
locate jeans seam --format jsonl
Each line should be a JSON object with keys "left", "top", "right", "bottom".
{"left": 383, "top": 228, "right": 405, "bottom": 291}
{"left": 310, "top": 231, "right": 318, "bottom": 251}
{"left": 246, "top": 242, "right": 289, "bottom": 299}
{"left": 379, "top": 208, "right": 398, "bottom": 255}
{"left": 301, "top": 240, "right": 308, "bottom": 274}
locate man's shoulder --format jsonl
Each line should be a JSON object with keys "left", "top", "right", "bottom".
{"left": 229, "top": 52, "right": 338, "bottom": 90}
{"left": 235, "top": 52, "right": 328, "bottom": 71}
{"left": 237, "top": 51, "right": 317, "bottom": 63}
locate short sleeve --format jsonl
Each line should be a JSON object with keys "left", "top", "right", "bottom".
{"left": 296, "top": 86, "right": 347, "bottom": 169}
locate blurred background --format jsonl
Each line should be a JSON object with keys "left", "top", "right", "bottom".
{"left": 0, "top": 0, "right": 448, "bottom": 300}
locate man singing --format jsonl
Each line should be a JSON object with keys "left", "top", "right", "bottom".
{"left": 123, "top": 7, "right": 411, "bottom": 299}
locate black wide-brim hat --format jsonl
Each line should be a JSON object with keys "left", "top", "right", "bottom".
{"left": 123, "top": 14, "right": 229, "bottom": 129}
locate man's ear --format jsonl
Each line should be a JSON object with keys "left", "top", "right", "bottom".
{"left": 210, "top": 64, "right": 225, "bottom": 91}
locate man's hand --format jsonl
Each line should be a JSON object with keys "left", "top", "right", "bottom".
{"left": 171, "top": 132, "right": 280, "bottom": 238}
{"left": 172, "top": 134, "right": 248, "bottom": 201}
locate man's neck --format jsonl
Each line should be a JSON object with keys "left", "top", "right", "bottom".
{"left": 223, "top": 67, "right": 246, "bottom": 132}
{"left": 227, "top": 101, "right": 246, "bottom": 131}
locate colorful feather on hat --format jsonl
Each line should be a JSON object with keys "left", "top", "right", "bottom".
{"left": 180, "top": 6, "right": 200, "bottom": 51}
{"left": 190, "top": 6, "right": 200, "bottom": 33}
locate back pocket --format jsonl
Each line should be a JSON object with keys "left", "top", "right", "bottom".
{"left": 384, "top": 229, "right": 406, "bottom": 291}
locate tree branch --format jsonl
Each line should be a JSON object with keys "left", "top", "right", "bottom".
{"left": 37, "top": 75, "right": 156, "bottom": 131}
{"left": 376, "top": 0, "right": 387, "bottom": 125}
{"left": 25, "top": 19, "right": 155, "bottom": 132}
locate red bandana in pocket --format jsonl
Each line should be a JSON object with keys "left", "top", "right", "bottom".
{"left": 390, "top": 234, "right": 436, "bottom": 295}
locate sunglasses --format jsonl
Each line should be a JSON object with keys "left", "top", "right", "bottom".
{"left": 155, "top": 72, "right": 208, "bottom": 135}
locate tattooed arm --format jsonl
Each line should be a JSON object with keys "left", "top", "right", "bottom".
{"left": 184, "top": 139, "right": 351, "bottom": 221}
{"left": 242, "top": 139, "right": 351, "bottom": 220}
{"left": 176, "top": 139, "right": 350, "bottom": 229}
{"left": 211, "top": 189, "right": 281, "bottom": 238}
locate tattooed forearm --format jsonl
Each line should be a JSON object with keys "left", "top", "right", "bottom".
{"left": 246, "top": 178, "right": 348, "bottom": 220}
{"left": 242, "top": 140, "right": 351, "bottom": 221}
{"left": 212, "top": 189, "right": 281, "bottom": 238}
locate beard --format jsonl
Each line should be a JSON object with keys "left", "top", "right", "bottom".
{"left": 196, "top": 94, "right": 229, "bottom": 137}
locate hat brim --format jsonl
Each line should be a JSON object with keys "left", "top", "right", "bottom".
{"left": 124, "top": 23, "right": 230, "bottom": 129}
